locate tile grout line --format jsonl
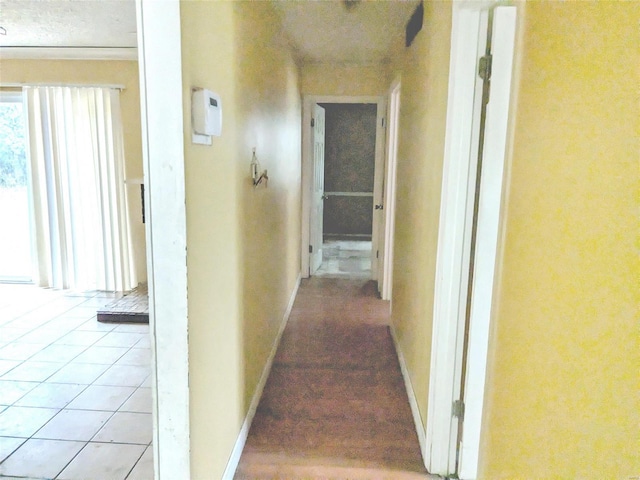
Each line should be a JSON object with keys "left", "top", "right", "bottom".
{"left": 1, "top": 329, "right": 149, "bottom": 385}
{"left": 122, "top": 444, "right": 149, "bottom": 480}
{"left": 58, "top": 397, "right": 150, "bottom": 479}
{"left": 2, "top": 383, "right": 150, "bottom": 477}
{"left": 0, "top": 298, "right": 110, "bottom": 376}
{"left": 48, "top": 404, "right": 122, "bottom": 479}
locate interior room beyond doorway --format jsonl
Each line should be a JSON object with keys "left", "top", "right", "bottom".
{"left": 316, "top": 239, "right": 372, "bottom": 278}
{"left": 315, "top": 103, "right": 377, "bottom": 279}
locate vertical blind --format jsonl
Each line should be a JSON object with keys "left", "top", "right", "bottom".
{"left": 24, "top": 86, "right": 136, "bottom": 292}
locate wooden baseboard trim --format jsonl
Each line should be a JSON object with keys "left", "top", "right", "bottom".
{"left": 222, "top": 274, "right": 301, "bottom": 480}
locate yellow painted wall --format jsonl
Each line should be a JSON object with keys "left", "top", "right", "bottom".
{"left": 180, "top": 1, "right": 301, "bottom": 477}
{"left": 0, "top": 59, "right": 147, "bottom": 283}
{"left": 234, "top": 3, "right": 302, "bottom": 418}
{"left": 301, "top": 63, "right": 388, "bottom": 96}
{"left": 389, "top": 0, "right": 452, "bottom": 430}
{"left": 480, "top": 2, "right": 640, "bottom": 478}
{"left": 180, "top": 3, "right": 243, "bottom": 476}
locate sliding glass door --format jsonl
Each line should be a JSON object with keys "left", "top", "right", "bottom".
{"left": 0, "top": 92, "right": 34, "bottom": 282}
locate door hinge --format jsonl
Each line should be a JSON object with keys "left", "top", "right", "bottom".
{"left": 376, "top": 250, "right": 379, "bottom": 259}
{"left": 452, "top": 399, "right": 465, "bottom": 420}
{"left": 478, "top": 54, "right": 492, "bottom": 82}
{"left": 382, "top": 118, "right": 385, "bottom": 127}
{"left": 311, "top": 118, "right": 315, "bottom": 127}
{"left": 309, "top": 245, "right": 313, "bottom": 253}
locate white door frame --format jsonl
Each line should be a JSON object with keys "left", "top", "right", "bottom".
{"left": 426, "top": 6, "right": 487, "bottom": 472}
{"left": 426, "top": 2, "right": 517, "bottom": 478}
{"left": 379, "top": 79, "right": 401, "bottom": 301}
{"left": 458, "top": 8, "right": 517, "bottom": 478}
{"left": 136, "top": 1, "right": 190, "bottom": 479}
{"left": 301, "top": 95, "right": 386, "bottom": 279}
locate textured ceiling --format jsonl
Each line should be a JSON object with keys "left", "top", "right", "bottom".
{"left": 0, "top": 0, "right": 137, "bottom": 48}
{"left": 273, "top": 0, "right": 420, "bottom": 64}
{"left": 0, "top": 0, "right": 419, "bottom": 64}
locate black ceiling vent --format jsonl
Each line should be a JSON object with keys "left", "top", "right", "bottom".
{"left": 343, "top": 0, "right": 361, "bottom": 11}
{"left": 405, "top": 1, "right": 424, "bottom": 47}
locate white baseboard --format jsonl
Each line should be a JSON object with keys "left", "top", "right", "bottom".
{"left": 222, "top": 274, "right": 301, "bottom": 480}
{"left": 389, "top": 323, "right": 427, "bottom": 468}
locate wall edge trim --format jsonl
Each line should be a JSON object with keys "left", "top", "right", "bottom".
{"left": 221, "top": 274, "right": 302, "bottom": 480}
{"left": 390, "top": 323, "right": 427, "bottom": 469}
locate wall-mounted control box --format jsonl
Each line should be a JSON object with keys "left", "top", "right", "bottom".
{"left": 192, "top": 88, "right": 222, "bottom": 144}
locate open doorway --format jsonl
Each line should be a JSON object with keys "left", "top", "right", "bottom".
{"left": 315, "top": 102, "right": 377, "bottom": 278}
{"left": 302, "top": 95, "right": 386, "bottom": 284}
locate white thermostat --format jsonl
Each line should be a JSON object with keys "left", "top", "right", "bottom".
{"left": 192, "top": 88, "right": 222, "bottom": 145}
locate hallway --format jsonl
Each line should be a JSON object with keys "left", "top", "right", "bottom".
{"left": 234, "top": 278, "right": 433, "bottom": 479}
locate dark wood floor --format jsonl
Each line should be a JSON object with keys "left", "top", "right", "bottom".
{"left": 234, "top": 278, "right": 434, "bottom": 479}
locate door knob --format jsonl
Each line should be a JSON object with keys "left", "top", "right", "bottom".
{"left": 375, "top": 204, "right": 384, "bottom": 210}
{"left": 322, "top": 194, "right": 329, "bottom": 200}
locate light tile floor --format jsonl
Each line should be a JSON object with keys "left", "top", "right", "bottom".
{"left": 316, "top": 240, "right": 372, "bottom": 278}
{"left": 0, "top": 284, "right": 153, "bottom": 480}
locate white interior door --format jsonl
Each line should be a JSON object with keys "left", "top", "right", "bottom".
{"left": 371, "top": 101, "right": 386, "bottom": 283}
{"left": 426, "top": 4, "right": 517, "bottom": 479}
{"left": 448, "top": 10, "right": 491, "bottom": 474}
{"left": 309, "top": 104, "right": 325, "bottom": 274}
{"left": 378, "top": 82, "right": 401, "bottom": 300}
{"left": 458, "top": 7, "right": 517, "bottom": 478}
{"left": 426, "top": 4, "right": 490, "bottom": 475}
